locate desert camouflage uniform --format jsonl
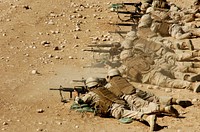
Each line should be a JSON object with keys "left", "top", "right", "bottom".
{"left": 130, "top": 37, "right": 193, "bottom": 59}
{"left": 121, "top": 55, "right": 196, "bottom": 90}
{"left": 106, "top": 76, "right": 160, "bottom": 113}
{"left": 75, "top": 88, "right": 144, "bottom": 120}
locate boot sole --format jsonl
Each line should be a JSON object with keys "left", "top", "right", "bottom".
{"left": 149, "top": 115, "right": 157, "bottom": 131}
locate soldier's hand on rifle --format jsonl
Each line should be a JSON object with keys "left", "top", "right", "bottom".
{"left": 73, "top": 90, "right": 79, "bottom": 97}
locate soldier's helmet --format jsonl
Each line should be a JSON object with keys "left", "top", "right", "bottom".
{"left": 107, "top": 69, "right": 121, "bottom": 77}
{"left": 138, "top": 14, "right": 152, "bottom": 28}
{"left": 146, "top": 7, "right": 154, "bottom": 14}
{"left": 120, "top": 50, "right": 133, "bottom": 60}
{"left": 194, "top": 0, "right": 199, "bottom": 5}
{"left": 86, "top": 77, "right": 99, "bottom": 88}
{"left": 152, "top": 0, "right": 160, "bottom": 8}
{"left": 121, "top": 39, "right": 133, "bottom": 49}
{"left": 125, "top": 31, "right": 137, "bottom": 41}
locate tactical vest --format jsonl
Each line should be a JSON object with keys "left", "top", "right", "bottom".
{"left": 133, "top": 38, "right": 162, "bottom": 54}
{"left": 109, "top": 76, "right": 136, "bottom": 97}
{"left": 124, "top": 55, "right": 154, "bottom": 81}
{"left": 92, "top": 87, "right": 125, "bottom": 117}
{"left": 157, "top": 21, "right": 171, "bottom": 37}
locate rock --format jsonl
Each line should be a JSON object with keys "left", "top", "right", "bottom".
{"left": 51, "top": 30, "right": 60, "bottom": 34}
{"left": 48, "top": 54, "right": 53, "bottom": 58}
{"left": 47, "top": 20, "right": 54, "bottom": 25}
{"left": 74, "top": 35, "right": 79, "bottom": 39}
{"left": 75, "top": 125, "right": 79, "bottom": 128}
{"left": 55, "top": 56, "right": 61, "bottom": 59}
{"left": 36, "top": 128, "right": 43, "bottom": 131}
{"left": 77, "top": 14, "right": 83, "bottom": 18}
{"left": 3, "top": 122, "right": 8, "bottom": 125}
{"left": 37, "top": 109, "right": 44, "bottom": 113}
{"left": 68, "top": 56, "right": 73, "bottom": 59}
{"left": 56, "top": 121, "right": 62, "bottom": 125}
{"left": 73, "top": 45, "right": 79, "bottom": 48}
{"left": 86, "top": 29, "right": 90, "bottom": 32}
{"left": 54, "top": 46, "right": 60, "bottom": 50}
{"left": 41, "top": 41, "right": 50, "bottom": 45}
{"left": 31, "top": 70, "right": 39, "bottom": 75}
{"left": 22, "top": 5, "right": 31, "bottom": 10}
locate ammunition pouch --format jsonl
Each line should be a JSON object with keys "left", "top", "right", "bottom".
{"left": 110, "top": 76, "right": 137, "bottom": 96}
{"left": 92, "top": 87, "right": 125, "bottom": 117}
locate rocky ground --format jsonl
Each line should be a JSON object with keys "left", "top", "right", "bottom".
{"left": 0, "top": 0, "right": 200, "bottom": 132}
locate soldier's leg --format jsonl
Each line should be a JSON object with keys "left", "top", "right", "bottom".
{"left": 187, "top": 67, "right": 200, "bottom": 74}
{"left": 122, "top": 94, "right": 160, "bottom": 114}
{"left": 110, "top": 103, "right": 143, "bottom": 119}
{"left": 175, "top": 32, "right": 192, "bottom": 40}
{"left": 190, "top": 28, "right": 200, "bottom": 37}
{"left": 174, "top": 50, "right": 200, "bottom": 61}
{"left": 110, "top": 103, "right": 157, "bottom": 131}
{"left": 143, "top": 69, "right": 200, "bottom": 92}
{"left": 147, "top": 69, "right": 191, "bottom": 89}
{"left": 173, "top": 71, "right": 200, "bottom": 82}
{"left": 173, "top": 61, "right": 200, "bottom": 73}
{"left": 135, "top": 89, "right": 160, "bottom": 103}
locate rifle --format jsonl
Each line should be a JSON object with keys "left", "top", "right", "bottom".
{"left": 87, "top": 42, "right": 121, "bottom": 48}
{"left": 111, "top": 2, "right": 142, "bottom": 12}
{"left": 109, "top": 22, "right": 137, "bottom": 27}
{"left": 83, "top": 48, "right": 121, "bottom": 57}
{"left": 50, "top": 85, "right": 88, "bottom": 103}
{"left": 108, "top": 31, "right": 128, "bottom": 34}
{"left": 114, "top": 11, "right": 142, "bottom": 22}
{"left": 73, "top": 78, "right": 107, "bottom": 87}
{"left": 116, "top": 2, "right": 142, "bottom": 6}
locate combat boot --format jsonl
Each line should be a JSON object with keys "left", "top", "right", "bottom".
{"left": 184, "top": 74, "right": 200, "bottom": 82}
{"left": 159, "top": 105, "right": 179, "bottom": 117}
{"left": 192, "top": 62, "right": 200, "bottom": 68}
{"left": 189, "top": 82, "right": 200, "bottom": 92}
{"left": 171, "top": 98, "right": 193, "bottom": 108}
{"left": 192, "top": 51, "right": 200, "bottom": 57}
{"left": 142, "top": 114, "right": 157, "bottom": 131}
{"left": 187, "top": 67, "right": 200, "bottom": 74}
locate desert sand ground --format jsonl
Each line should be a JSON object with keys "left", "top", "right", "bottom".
{"left": 0, "top": 0, "right": 200, "bottom": 132}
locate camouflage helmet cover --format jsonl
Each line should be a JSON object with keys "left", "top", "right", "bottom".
{"left": 86, "top": 77, "right": 99, "bottom": 88}
{"left": 107, "top": 69, "right": 121, "bottom": 77}
{"left": 120, "top": 50, "right": 133, "bottom": 60}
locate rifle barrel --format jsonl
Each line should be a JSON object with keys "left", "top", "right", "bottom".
{"left": 115, "top": 11, "right": 137, "bottom": 14}
{"left": 108, "top": 31, "right": 128, "bottom": 34}
{"left": 83, "top": 49, "right": 110, "bottom": 53}
{"left": 87, "top": 44, "right": 113, "bottom": 47}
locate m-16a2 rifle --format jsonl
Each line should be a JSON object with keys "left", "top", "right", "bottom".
{"left": 115, "top": 10, "right": 143, "bottom": 22}
{"left": 87, "top": 42, "right": 121, "bottom": 48}
{"left": 83, "top": 48, "right": 121, "bottom": 57}
{"left": 72, "top": 78, "right": 107, "bottom": 87}
{"left": 50, "top": 85, "right": 88, "bottom": 103}
{"left": 111, "top": 2, "right": 142, "bottom": 12}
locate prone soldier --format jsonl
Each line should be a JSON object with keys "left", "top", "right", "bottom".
{"left": 119, "top": 49, "right": 200, "bottom": 92}
{"left": 74, "top": 77, "right": 157, "bottom": 131}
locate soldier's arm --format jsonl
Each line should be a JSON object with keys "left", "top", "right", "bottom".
{"left": 74, "top": 91, "right": 96, "bottom": 104}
